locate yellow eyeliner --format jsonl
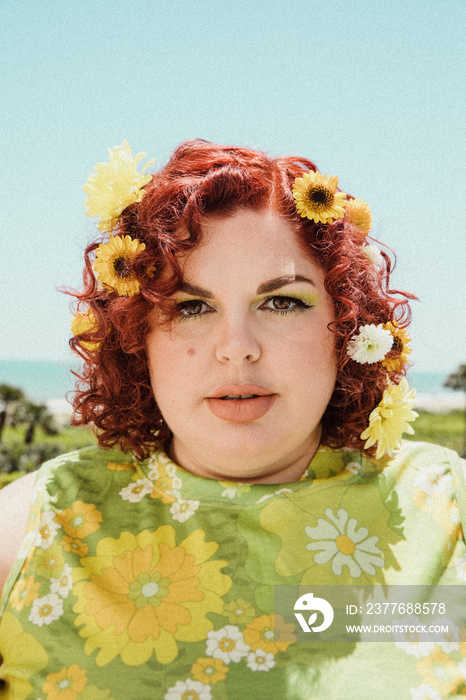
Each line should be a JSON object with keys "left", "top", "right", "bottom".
{"left": 251, "top": 291, "right": 320, "bottom": 308}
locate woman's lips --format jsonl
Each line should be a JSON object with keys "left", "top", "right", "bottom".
{"left": 206, "top": 384, "right": 277, "bottom": 423}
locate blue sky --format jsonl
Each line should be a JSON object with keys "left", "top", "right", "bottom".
{"left": 2, "top": 0, "right": 465, "bottom": 372}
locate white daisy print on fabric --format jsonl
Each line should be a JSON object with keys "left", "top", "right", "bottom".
{"left": 432, "top": 618, "right": 461, "bottom": 653}
{"left": 164, "top": 678, "right": 212, "bottom": 700}
{"left": 206, "top": 625, "right": 250, "bottom": 664}
{"left": 453, "top": 553, "right": 466, "bottom": 581}
{"left": 170, "top": 499, "right": 200, "bottom": 522}
{"left": 50, "top": 563, "right": 73, "bottom": 599}
{"left": 344, "top": 461, "right": 362, "bottom": 475}
{"left": 35, "top": 511, "right": 62, "bottom": 549}
{"left": 346, "top": 323, "right": 393, "bottom": 364}
{"left": 246, "top": 648, "right": 276, "bottom": 672}
{"left": 305, "top": 508, "right": 384, "bottom": 577}
{"left": 393, "top": 615, "right": 435, "bottom": 658}
{"left": 29, "top": 593, "right": 64, "bottom": 626}
{"left": 410, "top": 684, "right": 443, "bottom": 700}
{"left": 119, "top": 478, "right": 153, "bottom": 503}
{"left": 413, "top": 465, "right": 452, "bottom": 496}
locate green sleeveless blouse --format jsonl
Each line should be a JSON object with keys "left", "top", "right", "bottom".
{"left": 0, "top": 441, "right": 465, "bottom": 699}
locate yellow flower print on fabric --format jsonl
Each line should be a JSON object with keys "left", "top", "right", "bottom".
{"left": 416, "top": 648, "right": 465, "bottom": 696}
{"left": 191, "top": 657, "right": 229, "bottom": 684}
{"left": 259, "top": 483, "right": 401, "bottom": 585}
{"left": 9, "top": 575, "right": 40, "bottom": 611}
{"left": 0, "top": 611, "right": 48, "bottom": 699}
{"left": 106, "top": 460, "right": 137, "bottom": 471}
{"left": 223, "top": 598, "right": 256, "bottom": 625}
{"left": 28, "top": 544, "right": 65, "bottom": 578}
{"left": 55, "top": 501, "right": 103, "bottom": 539}
{"left": 42, "top": 664, "right": 88, "bottom": 700}
{"left": 243, "top": 614, "right": 296, "bottom": 653}
{"left": 73, "top": 526, "right": 231, "bottom": 666}
{"left": 62, "top": 536, "right": 89, "bottom": 557}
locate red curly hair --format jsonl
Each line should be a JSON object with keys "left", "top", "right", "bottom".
{"left": 69, "top": 139, "right": 415, "bottom": 459}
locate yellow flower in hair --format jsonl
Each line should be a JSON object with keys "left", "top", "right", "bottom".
{"left": 360, "top": 378, "right": 418, "bottom": 459}
{"left": 292, "top": 170, "right": 347, "bottom": 224}
{"left": 93, "top": 235, "right": 146, "bottom": 296}
{"left": 71, "top": 308, "right": 100, "bottom": 351}
{"left": 381, "top": 321, "right": 412, "bottom": 372}
{"left": 345, "top": 198, "right": 372, "bottom": 233}
{"left": 83, "top": 141, "right": 156, "bottom": 232}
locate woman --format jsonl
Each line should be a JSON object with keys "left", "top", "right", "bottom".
{"left": 0, "top": 140, "right": 465, "bottom": 699}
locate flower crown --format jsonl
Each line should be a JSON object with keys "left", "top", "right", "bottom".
{"left": 72, "top": 143, "right": 417, "bottom": 458}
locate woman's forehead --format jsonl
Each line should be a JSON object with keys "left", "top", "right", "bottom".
{"left": 176, "top": 209, "right": 322, "bottom": 284}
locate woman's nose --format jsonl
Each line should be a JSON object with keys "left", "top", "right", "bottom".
{"left": 215, "top": 316, "right": 261, "bottom": 364}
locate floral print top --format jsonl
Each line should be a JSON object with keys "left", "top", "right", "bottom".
{"left": 0, "top": 440, "right": 465, "bottom": 699}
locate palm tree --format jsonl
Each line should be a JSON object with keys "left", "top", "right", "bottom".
{"left": 0, "top": 384, "right": 25, "bottom": 442}
{"left": 444, "top": 364, "right": 466, "bottom": 456}
{"left": 12, "top": 401, "right": 58, "bottom": 444}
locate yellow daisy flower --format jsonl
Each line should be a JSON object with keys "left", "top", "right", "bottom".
{"left": 292, "top": 170, "right": 347, "bottom": 224}
{"left": 381, "top": 321, "right": 412, "bottom": 372}
{"left": 42, "top": 664, "right": 88, "bottom": 700}
{"left": 54, "top": 500, "right": 103, "bottom": 539}
{"left": 345, "top": 198, "right": 372, "bottom": 233}
{"left": 191, "top": 657, "right": 229, "bottom": 684}
{"left": 93, "top": 234, "right": 146, "bottom": 296}
{"left": 71, "top": 308, "right": 100, "bottom": 351}
{"left": 360, "top": 378, "right": 418, "bottom": 459}
{"left": 83, "top": 141, "right": 155, "bottom": 232}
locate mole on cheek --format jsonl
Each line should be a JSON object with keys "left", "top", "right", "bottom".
{"left": 187, "top": 348, "right": 195, "bottom": 356}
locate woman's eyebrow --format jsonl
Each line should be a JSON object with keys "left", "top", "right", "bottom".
{"left": 256, "top": 275, "right": 316, "bottom": 294}
{"left": 179, "top": 282, "right": 214, "bottom": 298}
{"left": 178, "top": 275, "right": 316, "bottom": 298}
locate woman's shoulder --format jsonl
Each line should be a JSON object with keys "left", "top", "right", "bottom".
{"left": 0, "top": 471, "right": 37, "bottom": 593}
{"left": 0, "top": 445, "right": 133, "bottom": 594}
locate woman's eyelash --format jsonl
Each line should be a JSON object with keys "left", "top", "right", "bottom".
{"left": 176, "top": 300, "right": 213, "bottom": 320}
{"left": 175, "top": 295, "right": 315, "bottom": 321}
{"left": 260, "top": 295, "right": 315, "bottom": 314}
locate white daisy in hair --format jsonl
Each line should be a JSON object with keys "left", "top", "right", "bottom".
{"left": 362, "top": 244, "right": 384, "bottom": 270}
{"left": 347, "top": 323, "right": 393, "bottom": 364}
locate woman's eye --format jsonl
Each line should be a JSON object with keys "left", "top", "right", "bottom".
{"left": 177, "top": 300, "right": 211, "bottom": 317}
{"left": 261, "top": 296, "right": 310, "bottom": 313}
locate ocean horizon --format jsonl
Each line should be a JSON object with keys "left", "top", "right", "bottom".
{"left": 0, "top": 360, "right": 463, "bottom": 414}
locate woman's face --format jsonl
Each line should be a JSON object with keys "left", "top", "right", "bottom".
{"left": 146, "top": 208, "right": 337, "bottom": 483}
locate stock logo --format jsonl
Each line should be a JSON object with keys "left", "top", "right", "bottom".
{"left": 294, "top": 592, "right": 334, "bottom": 633}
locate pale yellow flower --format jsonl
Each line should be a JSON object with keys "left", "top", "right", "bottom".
{"left": 381, "top": 321, "right": 412, "bottom": 372}
{"left": 93, "top": 234, "right": 146, "bottom": 296}
{"left": 345, "top": 198, "right": 372, "bottom": 233}
{"left": 360, "top": 378, "right": 418, "bottom": 459}
{"left": 292, "top": 170, "right": 347, "bottom": 224}
{"left": 71, "top": 308, "right": 100, "bottom": 351}
{"left": 83, "top": 141, "right": 155, "bottom": 232}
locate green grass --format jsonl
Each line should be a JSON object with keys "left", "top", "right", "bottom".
{"left": 2, "top": 424, "right": 96, "bottom": 451}
{"left": 0, "top": 410, "right": 464, "bottom": 491}
{"left": 404, "top": 409, "right": 465, "bottom": 456}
